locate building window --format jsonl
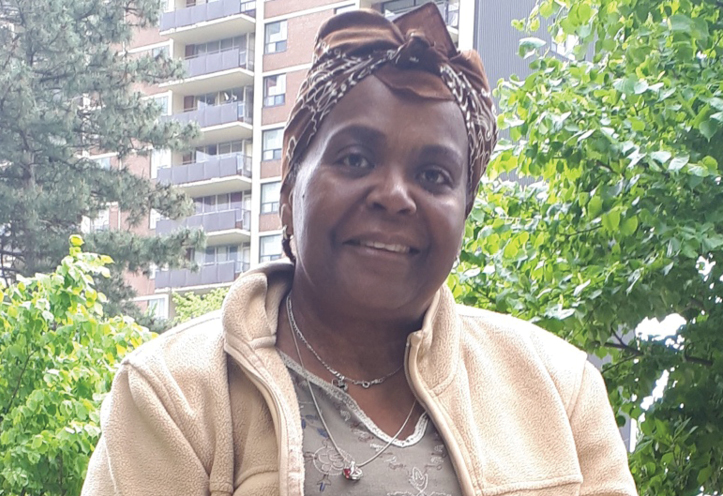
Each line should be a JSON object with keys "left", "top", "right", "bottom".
{"left": 381, "top": 0, "right": 458, "bottom": 28}
{"left": 265, "top": 21, "right": 287, "bottom": 54}
{"left": 261, "top": 181, "right": 281, "bottom": 214}
{"left": 194, "top": 192, "right": 243, "bottom": 214}
{"left": 145, "top": 296, "right": 168, "bottom": 320}
{"left": 151, "top": 45, "right": 169, "bottom": 58}
{"left": 263, "top": 74, "right": 286, "bottom": 107}
{"left": 93, "top": 157, "right": 111, "bottom": 169}
{"left": 262, "top": 128, "right": 283, "bottom": 161}
{"left": 335, "top": 4, "right": 355, "bottom": 13}
{"left": 260, "top": 234, "right": 282, "bottom": 263}
{"left": 152, "top": 94, "right": 170, "bottom": 115}
{"left": 82, "top": 207, "right": 110, "bottom": 233}
{"left": 184, "top": 88, "right": 245, "bottom": 111}
{"left": 149, "top": 208, "right": 162, "bottom": 229}
{"left": 185, "top": 35, "right": 247, "bottom": 59}
{"left": 184, "top": 140, "right": 246, "bottom": 164}
{"left": 151, "top": 148, "right": 171, "bottom": 178}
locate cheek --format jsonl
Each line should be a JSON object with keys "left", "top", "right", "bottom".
{"left": 437, "top": 198, "right": 467, "bottom": 252}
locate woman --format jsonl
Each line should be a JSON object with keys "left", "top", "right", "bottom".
{"left": 82, "top": 4, "right": 637, "bottom": 496}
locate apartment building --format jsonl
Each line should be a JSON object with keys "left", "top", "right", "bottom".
{"left": 119, "top": 0, "right": 471, "bottom": 319}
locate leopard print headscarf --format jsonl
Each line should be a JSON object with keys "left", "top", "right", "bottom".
{"left": 281, "top": 3, "right": 498, "bottom": 213}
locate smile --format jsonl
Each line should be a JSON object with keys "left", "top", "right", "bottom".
{"left": 346, "top": 239, "right": 417, "bottom": 255}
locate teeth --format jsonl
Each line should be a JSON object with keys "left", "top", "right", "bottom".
{"left": 360, "top": 240, "right": 411, "bottom": 254}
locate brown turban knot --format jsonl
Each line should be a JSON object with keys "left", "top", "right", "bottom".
{"left": 281, "top": 3, "right": 498, "bottom": 212}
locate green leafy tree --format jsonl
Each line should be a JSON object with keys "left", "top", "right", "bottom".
{"left": 0, "top": 236, "right": 154, "bottom": 495}
{"left": 453, "top": 0, "right": 722, "bottom": 494}
{"left": 0, "top": 0, "right": 204, "bottom": 320}
{"left": 172, "top": 287, "right": 229, "bottom": 325}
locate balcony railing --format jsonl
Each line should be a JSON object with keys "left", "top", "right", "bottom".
{"left": 382, "top": 1, "right": 458, "bottom": 29}
{"left": 185, "top": 48, "right": 254, "bottom": 77}
{"left": 160, "top": 0, "right": 256, "bottom": 31}
{"left": 155, "top": 259, "right": 250, "bottom": 289}
{"left": 156, "top": 208, "right": 251, "bottom": 236}
{"left": 167, "top": 100, "right": 253, "bottom": 128}
{"left": 157, "top": 154, "right": 251, "bottom": 186}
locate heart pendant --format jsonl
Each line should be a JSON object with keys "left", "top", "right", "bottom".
{"left": 342, "top": 462, "right": 363, "bottom": 481}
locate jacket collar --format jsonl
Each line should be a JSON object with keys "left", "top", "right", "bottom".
{"left": 221, "top": 261, "right": 461, "bottom": 391}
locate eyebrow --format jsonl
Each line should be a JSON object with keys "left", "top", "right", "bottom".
{"left": 325, "top": 123, "right": 388, "bottom": 148}
{"left": 418, "top": 144, "right": 466, "bottom": 169}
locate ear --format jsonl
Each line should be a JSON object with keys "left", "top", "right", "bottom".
{"left": 279, "top": 182, "right": 294, "bottom": 236}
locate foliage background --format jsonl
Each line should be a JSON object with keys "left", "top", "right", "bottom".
{"left": 0, "top": 237, "right": 154, "bottom": 496}
{"left": 171, "top": 287, "right": 229, "bottom": 326}
{"left": 453, "top": 0, "right": 722, "bottom": 494}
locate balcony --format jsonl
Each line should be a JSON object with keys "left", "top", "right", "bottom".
{"left": 156, "top": 208, "right": 251, "bottom": 245}
{"left": 166, "top": 101, "right": 253, "bottom": 143}
{"left": 155, "top": 260, "right": 250, "bottom": 290}
{"left": 160, "top": 0, "right": 255, "bottom": 44}
{"left": 156, "top": 154, "right": 252, "bottom": 197}
{"left": 164, "top": 49, "right": 254, "bottom": 95}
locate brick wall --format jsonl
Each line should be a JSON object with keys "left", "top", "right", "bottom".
{"left": 259, "top": 213, "right": 282, "bottom": 232}
{"left": 261, "top": 160, "right": 282, "bottom": 179}
{"left": 265, "top": 0, "right": 343, "bottom": 18}
{"left": 261, "top": 68, "right": 307, "bottom": 126}
{"left": 263, "top": 10, "right": 335, "bottom": 72}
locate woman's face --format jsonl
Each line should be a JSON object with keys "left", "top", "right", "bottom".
{"left": 282, "top": 75, "right": 469, "bottom": 319}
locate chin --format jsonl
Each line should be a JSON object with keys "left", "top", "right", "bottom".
{"left": 338, "top": 273, "right": 434, "bottom": 317}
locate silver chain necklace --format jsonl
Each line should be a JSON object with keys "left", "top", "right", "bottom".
{"left": 286, "top": 295, "right": 403, "bottom": 391}
{"left": 286, "top": 295, "right": 417, "bottom": 481}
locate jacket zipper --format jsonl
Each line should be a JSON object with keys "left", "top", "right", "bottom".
{"left": 405, "top": 340, "right": 477, "bottom": 496}
{"left": 224, "top": 346, "right": 303, "bottom": 496}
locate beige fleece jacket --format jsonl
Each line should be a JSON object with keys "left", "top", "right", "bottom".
{"left": 82, "top": 262, "right": 637, "bottom": 496}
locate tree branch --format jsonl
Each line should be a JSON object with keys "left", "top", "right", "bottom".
{"left": 2, "top": 350, "right": 35, "bottom": 418}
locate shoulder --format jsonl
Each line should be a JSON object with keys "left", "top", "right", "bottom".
{"left": 120, "top": 311, "right": 227, "bottom": 393}
{"left": 455, "top": 304, "right": 588, "bottom": 411}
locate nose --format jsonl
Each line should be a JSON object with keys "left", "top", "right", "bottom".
{"left": 365, "top": 167, "right": 417, "bottom": 215}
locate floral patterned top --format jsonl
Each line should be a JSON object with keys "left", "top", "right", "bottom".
{"left": 281, "top": 353, "right": 462, "bottom": 496}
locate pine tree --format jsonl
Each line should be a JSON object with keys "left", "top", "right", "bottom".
{"left": 0, "top": 0, "right": 204, "bottom": 320}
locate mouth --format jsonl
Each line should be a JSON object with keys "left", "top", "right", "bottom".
{"left": 345, "top": 239, "right": 419, "bottom": 255}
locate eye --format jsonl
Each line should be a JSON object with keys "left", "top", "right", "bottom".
{"left": 339, "top": 152, "right": 373, "bottom": 170}
{"left": 419, "top": 167, "right": 451, "bottom": 186}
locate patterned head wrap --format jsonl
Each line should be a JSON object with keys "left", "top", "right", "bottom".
{"left": 281, "top": 3, "right": 498, "bottom": 212}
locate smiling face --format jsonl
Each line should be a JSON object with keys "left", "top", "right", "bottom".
{"left": 281, "top": 74, "right": 469, "bottom": 321}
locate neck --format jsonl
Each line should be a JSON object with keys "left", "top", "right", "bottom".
{"left": 281, "top": 281, "right": 429, "bottom": 380}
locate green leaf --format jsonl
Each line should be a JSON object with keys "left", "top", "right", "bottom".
{"left": 700, "top": 155, "right": 719, "bottom": 171}
{"left": 668, "top": 155, "right": 690, "bottom": 171}
{"left": 621, "top": 216, "right": 639, "bottom": 236}
{"left": 602, "top": 210, "right": 621, "bottom": 232}
{"left": 588, "top": 195, "right": 603, "bottom": 218}
{"left": 503, "top": 241, "right": 519, "bottom": 259}
{"left": 697, "top": 465, "right": 713, "bottom": 485}
{"left": 613, "top": 76, "right": 637, "bottom": 95}
{"left": 69, "top": 235, "right": 84, "bottom": 247}
{"left": 669, "top": 14, "right": 693, "bottom": 32}
{"left": 651, "top": 150, "right": 672, "bottom": 164}
{"left": 700, "top": 119, "right": 718, "bottom": 140}
{"left": 539, "top": 0, "right": 554, "bottom": 17}
{"left": 629, "top": 117, "right": 645, "bottom": 132}
{"left": 633, "top": 80, "right": 649, "bottom": 94}
{"left": 519, "top": 37, "right": 547, "bottom": 58}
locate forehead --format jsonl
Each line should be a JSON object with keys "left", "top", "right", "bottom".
{"left": 313, "top": 75, "right": 469, "bottom": 155}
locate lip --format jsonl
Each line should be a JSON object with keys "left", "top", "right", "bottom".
{"left": 343, "top": 234, "right": 421, "bottom": 256}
